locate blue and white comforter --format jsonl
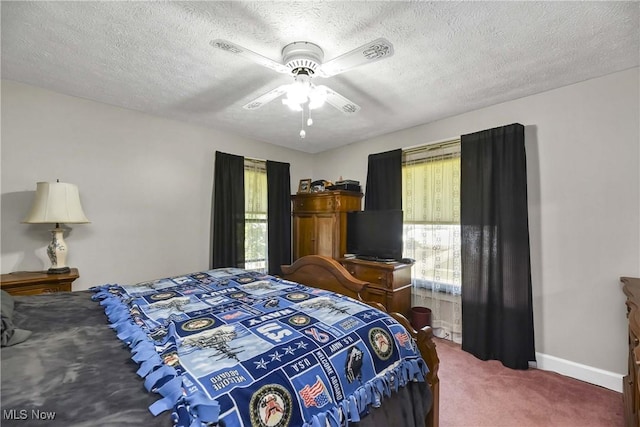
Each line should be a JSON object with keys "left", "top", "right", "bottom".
{"left": 92, "top": 268, "right": 428, "bottom": 427}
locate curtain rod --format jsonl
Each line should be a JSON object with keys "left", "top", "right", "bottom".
{"left": 403, "top": 138, "right": 461, "bottom": 156}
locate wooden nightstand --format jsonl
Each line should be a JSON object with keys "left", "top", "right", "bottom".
{"left": 0, "top": 268, "right": 79, "bottom": 296}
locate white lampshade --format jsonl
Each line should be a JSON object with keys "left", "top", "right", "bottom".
{"left": 23, "top": 182, "right": 90, "bottom": 224}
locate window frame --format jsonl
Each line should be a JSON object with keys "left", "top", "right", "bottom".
{"left": 402, "top": 140, "right": 461, "bottom": 292}
{"left": 244, "top": 158, "right": 268, "bottom": 272}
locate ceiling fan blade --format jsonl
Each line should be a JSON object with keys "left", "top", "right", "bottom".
{"left": 211, "top": 39, "right": 289, "bottom": 74}
{"left": 317, "top": 85, "right": 361, "bottom": 114}
{"left": 317, "top": 38, "right": 394, "bottom": 77}
{"left": 242, "top": 85, "right": 290, "bottom": 110}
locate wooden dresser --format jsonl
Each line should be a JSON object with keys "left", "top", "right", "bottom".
{"left": 622, "top": 276, "right": 640, "bottom": 427}
{"left": 0, "top": 268, "right": 79, "bottom": 296}
{"left": 340, "top": 257, "right": 413, "bottom": 319}
{"left": 291, "top": 191, "right": 363, "bottom": 261}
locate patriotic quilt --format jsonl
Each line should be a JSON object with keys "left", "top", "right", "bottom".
{"left": 91, "top": 268, "right": 428, "bottom": 427}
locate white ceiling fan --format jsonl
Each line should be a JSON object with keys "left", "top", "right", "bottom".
{"left": 210, "top": 38, "right": 394, "bottom": 133}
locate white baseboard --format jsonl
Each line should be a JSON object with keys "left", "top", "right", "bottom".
{"left": 534, "top": 352, "right": 623, "bottom": 393}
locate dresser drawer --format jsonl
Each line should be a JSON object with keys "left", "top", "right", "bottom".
{"left": 3, "top": 283, "right": 71, "bottom": 296}
{"left": 292, "top": 191, "right": 363, "bottom": 213}
{"left": 293, "top": 195, "right": 336, "bottom": 212}
{"left": 342, "top": 260, "right": 412, "bottom": 290}
{"left": 344, "top": 263, "right": 390, "bottom": 288}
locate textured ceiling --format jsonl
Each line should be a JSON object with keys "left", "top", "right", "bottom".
{"left": 2, "top": 1, "right": 638, "bottom": 153}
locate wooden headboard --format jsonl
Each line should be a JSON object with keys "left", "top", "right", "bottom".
{"left": 281, "top": 255, "right": 367, "bottom": 299}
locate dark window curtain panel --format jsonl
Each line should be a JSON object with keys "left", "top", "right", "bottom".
{"left": 364, "top": 149, "right": 402, "bottom": 210}
{"left": 266, "top": 160, "right": 292, "bottom": 276}
{"left": 460, "top": 123, "right": 535, "bottom": 370}
{"left": 212, "top": 151, "right": 245, "bottom": 269}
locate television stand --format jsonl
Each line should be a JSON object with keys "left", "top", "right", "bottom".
{"left": 339, "top": 257, "right": 414, "bottom": 319}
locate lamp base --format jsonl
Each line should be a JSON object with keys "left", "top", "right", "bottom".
{"left": 47, "top": 266, "right": 71, "bottom": 274}
{"left": 47, "top": 227, "right": 70, "bottom": 274}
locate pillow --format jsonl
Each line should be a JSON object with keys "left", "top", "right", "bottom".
{"left": 1, "top": 290, "right": 31, "bottom": 347}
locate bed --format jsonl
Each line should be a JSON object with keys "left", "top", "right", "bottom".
{"left": 1, "top": 255, "right": 439, "bottom": 427}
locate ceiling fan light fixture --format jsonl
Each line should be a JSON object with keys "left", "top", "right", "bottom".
{"left": 286, "top": 72, "right": 311, "bottom": 105}
{"left": 308, "top": 85, "right": 327, "bottom": 110}
{"left": 282, "top": 97, "right": 303, "bottom": 111}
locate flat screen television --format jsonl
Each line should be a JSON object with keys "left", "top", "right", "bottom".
{"left": 346, "top": 209, "right": 403, "bottom": 261}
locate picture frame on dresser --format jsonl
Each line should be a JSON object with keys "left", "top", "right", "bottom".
{"left": 297, "top": 178, "right": 311, "bottom": 193}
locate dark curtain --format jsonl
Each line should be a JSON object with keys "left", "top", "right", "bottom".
{"left": 212, "top": 151, "right": 245, "bottom": 269}
{"left": 460, "top": 123, "right": 535, "bottom": 370}
{"left": 364, "top": 149, "right": 402, "bottom": 210}
{"left": 266, "top": 160, "right": 292, "bottom": 275}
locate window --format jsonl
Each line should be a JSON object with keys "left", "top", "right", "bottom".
{"left": 403, "top": 140, "right": 462, "bottom": 342}
{"left": 244, "top": 159, "right": 268, "bottom": 272}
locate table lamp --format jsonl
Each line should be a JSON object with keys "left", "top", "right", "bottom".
{"left": 22, "top": 181, "right": 90, "bottom": 274}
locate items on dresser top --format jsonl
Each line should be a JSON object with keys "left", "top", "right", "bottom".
{"left": 326, "top": 179, "right": 361, "bottom": 193}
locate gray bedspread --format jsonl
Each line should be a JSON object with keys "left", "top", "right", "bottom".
{"left": 0, "top": 291, "right": 431, "bottom": 427}
{"left": 1, "top": 291, "right": 171, "bottom": 427}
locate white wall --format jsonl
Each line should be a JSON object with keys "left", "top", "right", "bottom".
{"left": 314, "top": 68, "right": 640, "bottom": 382}
{"left": 1, "top": 80, "right": 314, "bottom": 290}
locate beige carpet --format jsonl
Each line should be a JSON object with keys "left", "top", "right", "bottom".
{"left": 435, "top": 338, "right": 624, "bottom": 427}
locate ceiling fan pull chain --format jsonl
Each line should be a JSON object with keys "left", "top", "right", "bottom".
{"left": 299, "top": 109, "right": 306, "bottom": 139}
